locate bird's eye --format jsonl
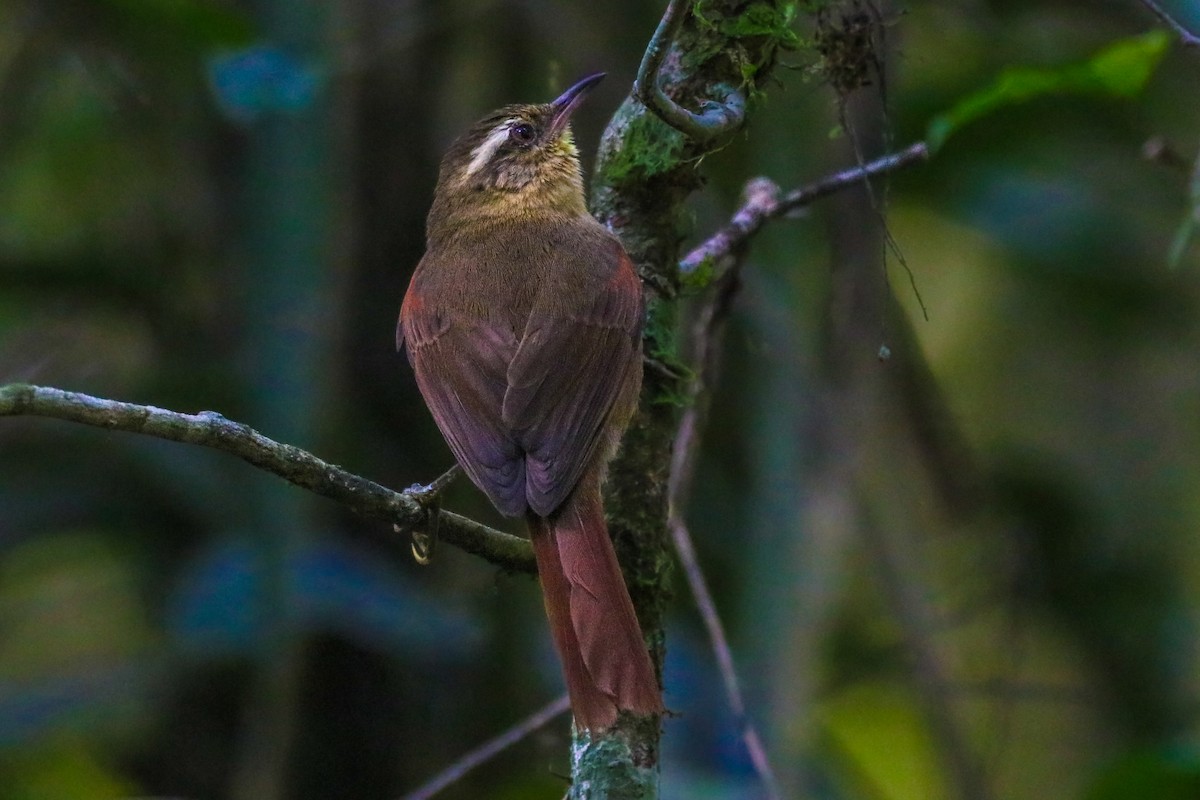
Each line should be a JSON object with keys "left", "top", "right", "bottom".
{"left": 509, "top": 123, "right": 536, "bottom": 145}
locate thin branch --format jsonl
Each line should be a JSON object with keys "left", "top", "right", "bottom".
{"left": 1137, "top": 0, "right": 1200, "bottom": 48}
{"left": 634, "top": 0, "right": 745, "bottom": 141}
{"left": 679, "top": 176, "right": 782, "bottom": 277}
{"left": 680, "top": 140, "right": 930, "bottom": 277}
{"left": 667, "top": 198, "right": 783, "bottom": 800}
{"left": 667, "top": 515, "right": 784, "bottom": 800}
{"left": 0, "top": 383, "right": 535, "bottom": 574}
{"left": 399, "top": 694, "right": 571, "bottom": 800}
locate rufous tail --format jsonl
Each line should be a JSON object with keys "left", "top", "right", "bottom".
{"left": 528, "top": 486, "right": 664, "bottom": 732}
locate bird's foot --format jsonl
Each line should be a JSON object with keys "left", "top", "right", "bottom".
{"left": 398, "top": 464, "right": 462, "bottom": 565}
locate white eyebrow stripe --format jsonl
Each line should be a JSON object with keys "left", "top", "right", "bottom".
{"left": 464, "top": 119, "right": 515, "bottom": 177}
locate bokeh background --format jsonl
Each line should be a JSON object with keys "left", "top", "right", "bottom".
{"left": 3, "top": 0, "right": 1200, "bottom": 798}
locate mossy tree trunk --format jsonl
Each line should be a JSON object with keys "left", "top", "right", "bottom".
{"left": 578, "top": 2, "right": 796, "bottom": 796}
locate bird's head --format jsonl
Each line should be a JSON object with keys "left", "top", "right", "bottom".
{"left": 430, "top": 73, "right": 605, "bottom": 227}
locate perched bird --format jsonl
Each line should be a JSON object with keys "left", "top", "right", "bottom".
{"left": 397, "top": 73, "right": 663, "bottom": 731}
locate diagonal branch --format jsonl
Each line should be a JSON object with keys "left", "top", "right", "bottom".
{"left": 0, "top": 383, "right": 535, "bottom": 574}
{"left": 667, "top": 179, "right": 783, "bottom": 800}
{"left": 680, "top": 140, "right": 930, "bottom": 278}
{"left": 399, "top": 694, "right": 571, "bottom": 800}
{"left": 1137, "top": 0, "right": 1200, "bottom": 48}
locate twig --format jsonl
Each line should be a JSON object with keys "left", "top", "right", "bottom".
{"left": 666, "top": 200, "right": 784, "bottom": 800}
{"left": 679, "top": 176, "right": 782, "bottom": 277}
{"left": 0, "top": 383, "right": 535, "bottom": 574}
{"left": 634, "top": 0, "right": 746, "bottom": 141}
{"left": 667, "top": 514, "right": 783, "bottom": 799}
{"left": 680, "top": 140, "right": 930, "bottom": 277}
{"left": 399, "top": 694, "right": 571, "bottom": 800}
{"left": 1137, "top": 0, "right": 1200, "bottom": 48}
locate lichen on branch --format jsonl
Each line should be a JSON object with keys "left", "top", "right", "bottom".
{"left": 0, "top": 383, "right": 534, "bottom": 574}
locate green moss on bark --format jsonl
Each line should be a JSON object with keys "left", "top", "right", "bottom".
{"left": 582, "top": 2, "right": 796, "bottom": 797}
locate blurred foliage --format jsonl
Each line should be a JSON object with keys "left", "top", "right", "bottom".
{"left": 926, "top": 29, "right": 1170, "bottom": 152}
{"left": 1085, "top": 747, "right": 1200, "bottom": 800}
{"left": 2, "top": 0, "right": 1200, "bottom": 798}
{"left": 819, "top": 682, "right": 947, "bottom": 799}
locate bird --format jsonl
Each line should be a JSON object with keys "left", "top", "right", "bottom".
{"left": 396, "top": 73, "right": 663, "bottom": 731}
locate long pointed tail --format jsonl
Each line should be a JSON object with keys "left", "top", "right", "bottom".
{"left": 528, "top": 485, "right": 663, "bottom": 731}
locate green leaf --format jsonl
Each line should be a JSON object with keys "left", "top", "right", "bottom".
{"left": 1088, "top": 30, "right": 1171, "bottom": 95}
{"left": 926, "top": 30, "right": 1170, "bottom": 153}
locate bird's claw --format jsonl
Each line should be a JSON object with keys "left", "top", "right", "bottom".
{"left": 399, "top": 465, "right": 462, "bottom": 566}
{"left": 410, "top": 519, "right": 437, "bottom": 565}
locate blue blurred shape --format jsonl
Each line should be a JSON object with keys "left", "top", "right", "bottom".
{"left": 292, "top": 539, "right": 482, "bottom": 656}
{"left": 167, "top": 537, "right": 481, "bottom": 659}
{"left": 965, "top": 171, "right": 1101, "bottom": 262}
{"left": 167, "top": 538, "right": 263, "bottom": 655}
{"left": 661, "top": 630, "right": 763, "bottom": 798}
{"left": 0, "top": 662, "right": 155, "bottom": 746}
{"left": 207, "top": 45, "right": 321, "bottom": 122}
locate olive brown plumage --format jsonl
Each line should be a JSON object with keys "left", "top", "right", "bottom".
{"left": 397, "top": 74, "right": 663, "bottom": 731}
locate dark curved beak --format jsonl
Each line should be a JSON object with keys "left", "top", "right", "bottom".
{"left": 548, "top": 72, "right": 605, "bottom": 138}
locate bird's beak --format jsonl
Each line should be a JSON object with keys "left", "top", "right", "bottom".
{"left": 548, "top": 72, "right": 605, "bottom": 139}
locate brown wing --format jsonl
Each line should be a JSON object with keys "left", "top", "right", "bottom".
{"left": 503, "top": 242, "right": 643, "bottom": 517}
{"left": 400, "top": 267, "right": 528, "bottom": 516}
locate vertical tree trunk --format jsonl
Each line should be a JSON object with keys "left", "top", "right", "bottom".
{"left": 577, "top": 2, "right": 795, "bottom": 795}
